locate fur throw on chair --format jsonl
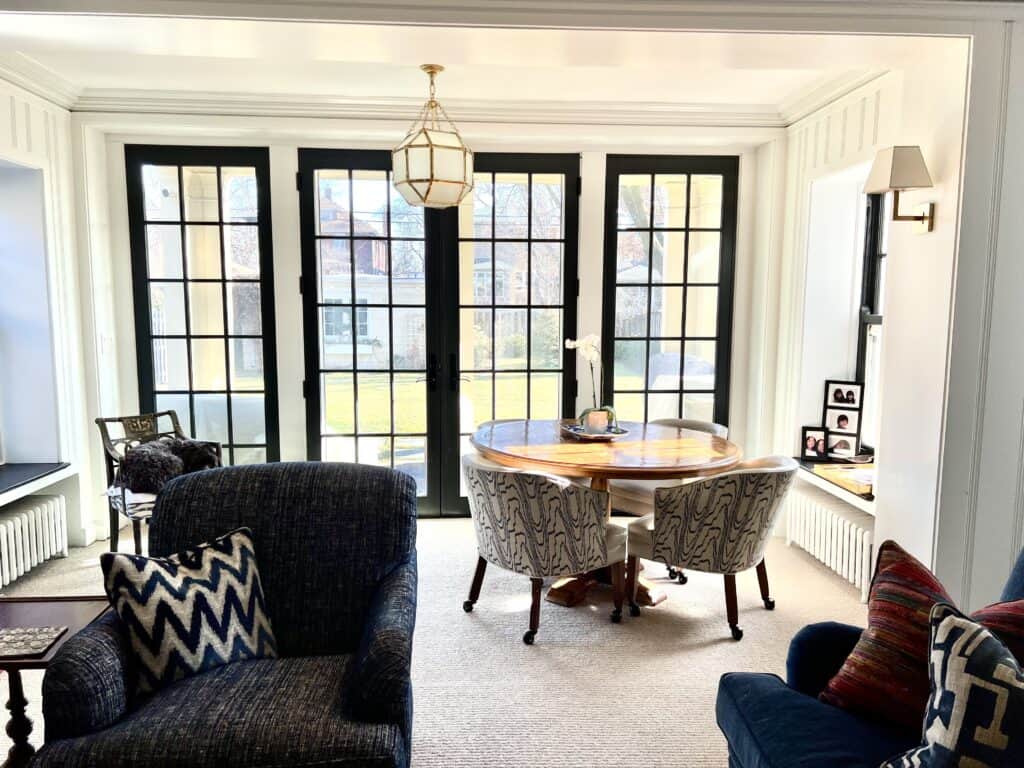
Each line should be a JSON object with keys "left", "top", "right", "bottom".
{"left": 118, "top": 438, "right": 220, "bottom": 494}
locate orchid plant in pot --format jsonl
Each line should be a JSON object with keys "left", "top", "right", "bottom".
{"left": 565, "top": 335, "right": 618, "bottom": 434}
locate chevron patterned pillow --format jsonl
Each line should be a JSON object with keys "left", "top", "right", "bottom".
{"left": 881, "top": 604, "right": 1024, "bottom": 767}
{"left": 101, "top": 527, "right": 278, "bottom": 692}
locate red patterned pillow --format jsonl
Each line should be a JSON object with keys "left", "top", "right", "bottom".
{"left": 972, "top": 599, "right": 1024, "bottom": 663}
{"left": 819, "top": 540, "right": 953, "bottom": 730}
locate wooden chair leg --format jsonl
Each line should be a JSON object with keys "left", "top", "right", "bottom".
{"left": 132, "top": 520, "right": 143, "bottom": 556}
{"left": 524, "top": 577, "right": 543, "bottom": 645}
{"left": 625, "top": 555, "right": 641, "bottom": 616}
{"left": 610, "top": 561, "right": 624, "bottom": 623}
{"left": 756, "top": 559, "right": 775, "bottom": 610}
{"left": 109, "top": 506, "right": 119, "bottom": 552}
{"left": 724, "top": 574, "right": 742, "bottom": 641}
{"left": 463, "top": 556, "right": 487, "bottom": 613}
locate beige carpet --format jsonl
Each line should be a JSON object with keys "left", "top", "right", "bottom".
{"left": 1, "top": 519, "right": 866, "bottom": 766}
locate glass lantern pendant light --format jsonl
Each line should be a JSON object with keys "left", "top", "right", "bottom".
{"left": 392, "top": 64, "right": 474, "bottom": 209}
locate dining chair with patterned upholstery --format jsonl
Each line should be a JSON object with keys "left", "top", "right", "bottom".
{"left": 461, "top": 452, "right": 627, "bottom": 644}
{"left": 609, "top": 418, "right": 728, "bottom": 583}
{"left": 625, "top": 456, "right": 798, "bottom": 641}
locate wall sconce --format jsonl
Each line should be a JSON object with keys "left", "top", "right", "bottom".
{"left": 864, "top": 145, "right": 935, "bottom": 233}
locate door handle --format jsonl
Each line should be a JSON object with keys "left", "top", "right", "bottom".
{"left": 415, "top": 354, "right": 439, "bottom": 391}
{"left": 449, "top": 353, "right": 465, "bottom": 392}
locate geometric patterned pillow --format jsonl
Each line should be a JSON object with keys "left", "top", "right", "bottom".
{"left": 100, "top": 527, "right": 277, "bottom": 693}
{"left": 881, "top": 603, "right": 1024, "bottom": 768}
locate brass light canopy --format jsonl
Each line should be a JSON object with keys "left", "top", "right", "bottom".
{"left": 392, "top": 64, "right": 474, "bottom": 209}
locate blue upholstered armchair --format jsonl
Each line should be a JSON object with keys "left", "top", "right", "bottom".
{"left": 716, "top": 547, "right": 1024, "bottom": 767}
{"left": 32, "top": 462, "right": 418, "bottom": 768}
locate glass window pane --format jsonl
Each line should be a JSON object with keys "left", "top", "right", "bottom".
{"left": 357, "top": 436, "right": 391, "bottom": 467}
{"left": 317, "top": 170, "right": 351, "bottom": 236}
{"left": 459, "top": 242, "right": 491, "bottom": 305}
{"left": 182, "top": 166, "right": 219, "bottom": 222}
{"left": 232, "top": 393, "right": 266, "bottom": 443}
{"left": 193, "top": 393, "right": 228, "bottom": 443}
{"left": 685, "top": 286, "right": 718, "bottom": 337}
{"left": 688, "top": 231, "right": 720, "bottom": 283}
{"left": 392, "top": 308, "right": 426, "bottom": 370}
{"left": 616, "top": 232, "right": 650, "bottom": 283}
{"left": 221, "top": 167, "right": 258, "bottom": 222}
{"left": 322, "top": 373, "right": 354, "bottom": 434}
{"left": 142, "top": 165, "right": 180, "bottom": 221}
{"left": 393, "top": 374, "right": 426, "bottom": 434}
{"left": 652, "top": 231, "right": 685, "bottom": 284}
{"left": 530, "top": 308, "right": 561, "bottom": 369}
{"left": 647, "top": 392, "right": 680, "bottom": 421}
{"left": 232, "top": 447, "right": 267, "bottom": 465}
{"left": 495, "top": 373, "right": 528, "bottom": 420}
{"left": 185, "top": 225, "right": 221, "bottom": 279}
{"left": 613, "top": 340, "right": 646, "bottom": 391}
{"left": 223, "top": 225, "right": 260, "bottom": 279}
{"left": 354, "top": 239, "right": 389, "bottom": 304}
{"left": 146, "top": 225, "right": 183, "bottom": 279}
{"left": 391, "top": 240, "right": 425, "bottom": 305}
{"left": 389, "top": 177, "right": 424, "bottom": 238}
{"left": 531, "top": 174, "right": 564, "bottom": 239}
{"left": 494, "top": 243, "right": 528, "bottom": 305}
{"left": 650, "top": 286, "right": 683, "bottom": 338}
{"left": 617, "top": 174, "right": 651, "bottom": 229}
{"left": 188, "top": 283, "right": 224, "bottom": 335}
{"left": 494, "top": 173, "right": 529, "bottom": 238}
{"left": 322, "top": 436, "right": 356, "bottom": 462}
{"left": 530, "top": 243, "right": 562, "bottom": 306}
{"left": 152, "top": 339, "right": 189, "bottom": 391}
{"left": 460, "top": 373, "right": 493, "bottom": 432}
{"left": 683, "top": 392, "right": 715, "bottom": 422}
{"left": 149, "top": 283, "right": 186, "bottom": 335}
{"left": 320, "top": 307, "right": 353, "bottom": 370}
{"left": 155, "top": 394, "right": 191, "bottom": 434}
{"left": 460, "top": 308, "right": 491, "bottom": 370}
{"left": 351, "top": 170, "right": 388, "bottom": 237}
{"left": 229, "top": 338, "right": 263, "bottom": 391}
{"left": 614, "top": 286, "right": 648, "bottom": 337}
{"left": 356, "top": 372, "right": 391, "bottom": 433}
{"left": 191, "top": 339, "right": 226, "bottom": 390}
{"left": 459, "top": 173, "right": 493, "bottom": 239}
{"left": 683, "top": 340, "right": 716, "bottom": 390}
{"left": 393, "top": 436, "right": 426, "bottom": 496}
{"left": 227, "top": 283, "right": 262, "bottom": 335}
{"left": 495, "top": 309, "right": 527, "bottom": 370}
{"left": 690, "top": 175, "right": 723, "bottom": 229}
{"left": 318, "top": 239, "right": 352, "bottom": 304}
{"left": 648, "top": 339, "right": 681, "bottom": 390}
{"left": 529, "top": 372, "right": 561, "bottom": 419}
{"left": 356, "top": 307, "right": 390, "bottom": 370}
{"left": 653, "top": 174, "right": 687, "bottom": 228}
{"left": 614, "top": 392, "right": 644, "bottom": 423}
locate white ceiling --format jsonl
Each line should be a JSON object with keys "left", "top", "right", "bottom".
{"left": 0, "top": 14, "right": 961, "bottom": 122}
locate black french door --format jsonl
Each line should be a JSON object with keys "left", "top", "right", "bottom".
{"left": 298, "top": 149, "right": 579, "bottom": 515}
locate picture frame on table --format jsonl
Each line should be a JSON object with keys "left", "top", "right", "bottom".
{"left": 826, "top": 431, "right": 858, "bottom": 458}
{"left": 824, "top": 380, "right": 862, "bottom": 408}
{"left": 824, "top": 407, "right": 859, "bottom": 434}
{"left": 801, "top": 427, "right": 829, "bottom": 460}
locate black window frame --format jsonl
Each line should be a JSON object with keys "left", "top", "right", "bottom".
{"left": 125, "top": 144, "right": 281, "bottom": 463}
{"left": 855, "top": 192, "right": 886, "bottom": 452}
{"left": 600, "top": 154, "right": 738, "bottom": 427}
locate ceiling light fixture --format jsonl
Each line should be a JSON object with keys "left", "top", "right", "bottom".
{"left": 391, "top": 64, "right": 474, "bottom": 209}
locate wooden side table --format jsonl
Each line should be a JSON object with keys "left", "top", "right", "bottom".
{"left": 0, "top": 597, "right": 109, "bottom": 768}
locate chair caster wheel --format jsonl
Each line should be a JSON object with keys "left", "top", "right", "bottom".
{"left": 730, "top": 624, "right": 744, "bottom": 641}
{"left": 523, "top": 630, "right": 536, "bottom": 645}
{"left": 676, "top": 572, "right": 688, "bottom": 585}
{"left": 763, "top": 598, "right": 775, "bottom": 610}
{"left": 463, "top": 600, "right": 474, "bottom": 613}
{"left": 628, "top": 603, "right": 641, "bottom": 617}
{"left": 667, "top": 566, "right": 678, "bottom": 579}
{"left": 611, "top": 609, "right": 622, "bottom": 624}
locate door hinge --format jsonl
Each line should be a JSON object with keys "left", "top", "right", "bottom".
{"left": 577, "top": 175, "right": 582, "bottom": 196}
{"left": 295, "top": 171, "right": 302, "bottom": 191}
{"left": 302, "top": 380, "right": 309, "bottom": 399}
{"left": 576, "top": 277, "right": 581, "bottom": 297}
{"left": 298, "top": 275, "right": 305, "bottom": 295}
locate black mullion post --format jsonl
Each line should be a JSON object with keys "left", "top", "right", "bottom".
{"left": 490, "top": 172, "right": 496, "bottom": 422}
{"left": 349, "top": 171, "right": 360, "bottom": 463}
{"left": 679, "top": 174, "right": 691, "bottom": 419}
{"left": 643, "top": 174, "right": 655, "bottom": 423}
{"left": 177, "top": 165, "right": 198, "bottom": 439}
{"left": 525, "top": 173, "right": 532, "bottom": 420}
{"left": 217, "top": 166, "right": 235, "bottom": 464}
{"left": 385, "top": 171, "right": 396, "bottom": 470}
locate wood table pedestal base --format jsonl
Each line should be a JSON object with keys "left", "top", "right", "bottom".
{"left": 545, "top": 565, "right": 667, "bottom": 608}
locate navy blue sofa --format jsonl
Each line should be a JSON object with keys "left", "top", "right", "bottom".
{"left": 33, "top": 462, "right": 418, "bottom": 768}
{"left": 716, "top": 547, "right": 1024, "bottom": 767}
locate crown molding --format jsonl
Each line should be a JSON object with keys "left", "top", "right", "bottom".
{"left": 72, "top": 89, "right": 789, "bottom": 127}
{"left": 779, "top": 69, "right": 888, "bottom": 125}
{"left": 0, "top": 52, "right": 81, "bottom": 109}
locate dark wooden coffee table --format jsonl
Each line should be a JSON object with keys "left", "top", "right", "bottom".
{"left": 0, "top": 596, "right": 109, "bottom": 768}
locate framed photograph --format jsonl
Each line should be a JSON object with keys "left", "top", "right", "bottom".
{"left": 826, "top": 431, "right": 858, "bottom": 458}
{"left": 801, "top": 427, "right": 828, "bottom": 460}
{"left": 824, "top": 380, "right": 862, "bottom": 409}
{"left": 824, "top": 407, "right": 860, "bottom": 434}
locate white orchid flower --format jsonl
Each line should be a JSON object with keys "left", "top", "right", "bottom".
{"left": 565, "top": 335, "right": 601, "bottom": 364}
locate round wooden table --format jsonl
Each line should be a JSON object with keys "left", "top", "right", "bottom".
{"left": 470, "top": 419, "right": 742, "bottom": 606}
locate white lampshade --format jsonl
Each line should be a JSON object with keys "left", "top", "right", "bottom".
{"left": 864, "top": 146, "right": 934, "bottom": 193}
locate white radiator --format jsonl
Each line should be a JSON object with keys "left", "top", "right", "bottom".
{"left": 0, "top": 494, "right": 68, "bottom": 588}
{"left": 785, "top": 482, "right": 874, "bottom": 602}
